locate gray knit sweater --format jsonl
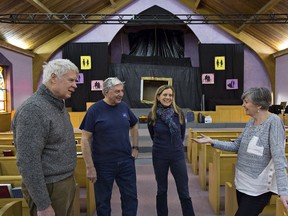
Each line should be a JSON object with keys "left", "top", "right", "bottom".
{"left": 212, "top": 114, "right": 288, "bottom": 195}
{"left": 12, "top": 84, "right": 77, "bottom": 211}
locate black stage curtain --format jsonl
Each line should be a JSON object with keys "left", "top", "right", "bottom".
{"left": 121, "top": 54, "right": 192, "bottom": 67}
{"left": 109, "top": 63, "right": 202, "bottom": 110}
{"left": 199, "top": 44, "right": 244, "bottom": 110}
{"left": 128, "top": 28, "right": 184, "bottom": 58}
{"left": 63, "top": 42, "right": 108, "bottom": 111}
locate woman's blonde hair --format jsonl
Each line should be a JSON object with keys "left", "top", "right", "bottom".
{"left": 149, "top": 85, "right": 184, "bottom": 125}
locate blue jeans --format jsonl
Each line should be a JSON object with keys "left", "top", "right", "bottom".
{"left": 153, "top": 157, "right": 195, "bottom": 216}
{"left": 94, "top": 157, "right": 138, "bottom": 216}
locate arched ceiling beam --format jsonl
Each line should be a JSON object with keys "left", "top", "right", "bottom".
{"left": 195, "top": 0, "right": 201, "bottom": 9}
{"left": 110, "top": 0, "right": 116, "bottom": 7}
{"left": 0, "top": 40, "right": 35, "bottom": 57}
{"left": 25, "top": 0, "right": 74, "bottom": 33}
{"left": 236, "top": 0, "right": 282, "bottom": 33}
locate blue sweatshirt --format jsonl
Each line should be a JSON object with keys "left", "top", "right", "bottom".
{"left": 80, "top": 100, "right": 138, "bottom": 163}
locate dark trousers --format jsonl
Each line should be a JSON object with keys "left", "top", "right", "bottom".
{"left": 94, "top": 157, "right": 138, "bottom": 216}
{"left": 153, "top": 157, "right": 195, "bottom": 216}
{"left": 235, "top": 190, "right": 273, "bottom": 216}
{"left": 22, "top": 175, "right": 76, "bottom": 216}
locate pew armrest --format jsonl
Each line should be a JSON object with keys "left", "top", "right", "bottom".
{"left": 0, "top": 200, "right": 22, "bottom": 216}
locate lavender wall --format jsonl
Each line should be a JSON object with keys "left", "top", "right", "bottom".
{"left": 0, "top": 48, "right": 33, "bottom": 110}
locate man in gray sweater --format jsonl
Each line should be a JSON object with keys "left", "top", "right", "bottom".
{"left": 12, "top": 59, "right": 79, "bottom": 216}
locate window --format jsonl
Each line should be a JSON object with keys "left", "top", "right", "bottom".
{"left": 0, "top": 66, "right": 6, "bottom": 112}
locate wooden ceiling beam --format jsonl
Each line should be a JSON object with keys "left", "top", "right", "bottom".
{"left": 236, "top": 0, "right": 282, "bottom": 33}
{"left": 0, "top": 40, "right": 35, "bottom": 57}
{"left": 194, "top": 0, "right": 201, "bottom": 9}
{"left": 25, "top": 0, "right": 74, "bottom": 33}
{"left": 110, "top": 0, "right": 116, "bottom": 7}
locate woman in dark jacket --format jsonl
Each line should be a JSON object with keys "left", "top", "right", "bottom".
{"left": 147, "top": 85, "right": 195, "bottom": 216}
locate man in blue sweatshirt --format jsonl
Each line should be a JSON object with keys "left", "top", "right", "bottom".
{"left": 80, "top": 77, "right": 139, "bottom": 216}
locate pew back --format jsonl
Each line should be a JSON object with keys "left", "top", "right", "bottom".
{"left": 208, "top": 149, "right": 237, "bottom": 214}
{"left": 0, "top": 157, "right": 19, "bottom": 175}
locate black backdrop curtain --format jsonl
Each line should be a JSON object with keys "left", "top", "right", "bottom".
{"left": 199, "top": 44, "right": 244, "bottom": 110}
{"left": 109, "top": 63, "right": 202, "bottom": 110}
{"left": 128, "top": 29, "right": 184, "bottom": 58}
{"left": 63, "top": 42, "right": 108, "bottom": 111}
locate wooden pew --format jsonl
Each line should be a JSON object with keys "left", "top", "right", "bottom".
{"left": 187, "top": 128, "right": 193, "bottom": 163}
{"left": 225, "top": 181, "right": 277, "bottom": 216}
{"left": 0, "top": 133, "right": 81, "bottom": 146}
{"left": 198, "top": 140, "right": 237, "bottom": 191}
{"left": 0, "top": 157, "right": 20, "bottom": 175}
{"left": 0, "top": 200, "right": 22, "bottom": 216}
{"left": 0, "top": 145, "right": 16, "bottom": 157}
{"left": 0, "top": 133, "right": 13, "bottom": 140}
{"left": 188, "top": 128, "right": 242, "bottom": 174}
{"left": 0, "top": 175, "right": 80, "bottom": 216}
{"left": 0, "top": 156, "right": 94, "bottom": 216}
{"left": 75, "top": 156, "right": 96, "bottom": 216}
{"left": 276, "top": 197, "right": 288, "bottom": 216}
{"left": 225, "top": 154, "right": 288, "bottom": 216}
{"left": 0, "top": 138, "right": 14, "bottom": 145}
{"left": 0, "top": 176, "right": 30, "bottom": 216}
{"left": 208, "top": 149, "right": 237, "bottom": 214}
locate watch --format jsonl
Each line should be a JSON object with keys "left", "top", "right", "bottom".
{"left": 132, "top": 146, "right": 139, "bottom": 150}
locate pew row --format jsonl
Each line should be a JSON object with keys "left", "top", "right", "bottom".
{"left": 0, "top": 175, "right": 80, "bottom": 216}
{"left": 0, "top": 129, "right": 82, "bottom": 145}
{"left": 0, "top": 156, "right": 94, "bottom": 216}
{"left": 0, "top": 145, "right": 82, "bottom": 157}
{"left": 0, "top": 176, "right": 32, "bottom": 216}
{"left": 187, "top": 128, "right": 242, "bottom": 174}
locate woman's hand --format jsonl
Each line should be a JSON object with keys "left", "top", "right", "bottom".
{"left": 192, "top": 133, "right": 213, "bottom": 144}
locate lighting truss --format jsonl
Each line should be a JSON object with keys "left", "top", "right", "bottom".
{"left": 0, "top": 13, "right": 288, "bottom": 25}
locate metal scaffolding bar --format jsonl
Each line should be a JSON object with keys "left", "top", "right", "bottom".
{"left": 0, "top": 13, "right": 288, "bottom": 25}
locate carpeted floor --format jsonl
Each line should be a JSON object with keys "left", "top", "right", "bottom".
{"left": 108, "top": 156, "right": 221, "bottom": 216}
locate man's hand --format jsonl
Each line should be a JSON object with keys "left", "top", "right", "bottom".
{"left": 132, "top": 148, "right": 139, "bottom": 159}
{"left": 87, "top": 166, "right": 97, "bottom": 183}
{"left": 37, "top": 205, "right": 55, "bottom": 216}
